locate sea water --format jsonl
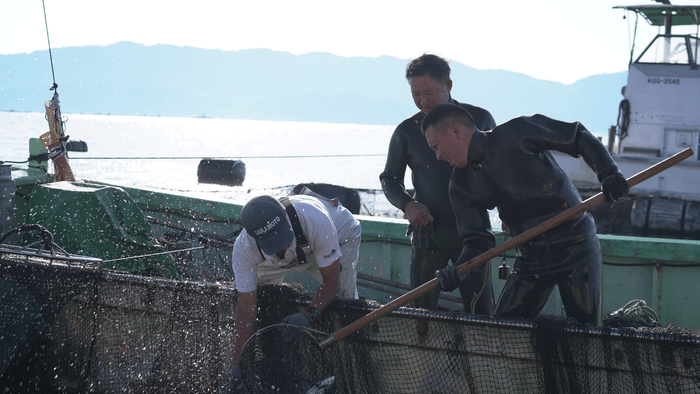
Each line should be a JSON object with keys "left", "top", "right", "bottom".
{"left": 1, "top": 111, "right": 501, "bottom": 225}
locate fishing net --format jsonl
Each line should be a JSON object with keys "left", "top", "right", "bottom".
{"left": 1, "top": 244, "right": 699, "bottom": 394}
{"left": 239, "top": 325, "right": 333, "bottom": 393}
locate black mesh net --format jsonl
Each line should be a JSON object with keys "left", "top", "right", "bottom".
{"left": 2, "top": 247, "right": 699, "bottom": 394}
{"left": 240, "top": 325, "right": 333, "bottom": 393}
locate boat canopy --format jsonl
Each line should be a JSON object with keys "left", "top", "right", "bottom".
{"left": 614, "top": 5, "right": 700, "bottom": 27}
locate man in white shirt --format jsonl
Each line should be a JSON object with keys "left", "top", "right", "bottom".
{"left": 224, "top": 191, "right": 361, "bottom": 389}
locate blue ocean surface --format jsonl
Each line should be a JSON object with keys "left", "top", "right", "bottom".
{"left": 2, "top": 111, "right": 501, "bottom": 226}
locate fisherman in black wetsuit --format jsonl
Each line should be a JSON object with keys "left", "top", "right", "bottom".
{"left": 379, "top": 54, "right": 497, "bottom": 314}
{"left": 422, "top": 103, "right": 629, "bottom": 324}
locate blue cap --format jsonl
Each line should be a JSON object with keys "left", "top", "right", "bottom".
{"left": 241, "top": 196, "right": 294, "bottom": 255}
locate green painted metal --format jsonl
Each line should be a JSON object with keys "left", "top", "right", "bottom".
{"left": 356, "top": 216, "right": 413, "bottom": 304}
{"left": 27, "top": 138, "right": 49, "bottom": 176}
{"left": 613, "top": 5, "right": 700, "bottom": 27}
{"left": 599, "top": 235, "right": 700, "bottom": 329}
{"left": 101, "top": 182, "right": 244, "bottom": 221}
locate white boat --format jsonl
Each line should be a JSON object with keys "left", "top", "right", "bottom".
{"left": 551, "top": 4, "right": 700, "bottom": 238}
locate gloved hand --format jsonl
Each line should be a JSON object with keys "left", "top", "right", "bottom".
{"left": 601, "top": 173, "right": 629, "bottom": 205}
{"left": 219, "top": 362, "right": 241, "bottom": 394}
{"left": 436, "top": 264, "right": 466, "bottom": 292}
{"left": 280, "top": 312, "right": 311, "bottom": 343}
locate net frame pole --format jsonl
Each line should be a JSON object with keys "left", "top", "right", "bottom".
{"left": 319, "top": 147, "right": 694, "bottom": 349}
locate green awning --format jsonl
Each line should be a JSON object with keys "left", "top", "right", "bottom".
{"left": 614, "top": 5, "right": 700, "bottom": 26}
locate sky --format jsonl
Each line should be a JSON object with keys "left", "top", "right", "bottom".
{"left": 2, "top": 0, "right": 699, "bottom": 85}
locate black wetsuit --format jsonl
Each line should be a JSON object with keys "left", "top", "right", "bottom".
{"left": 450, "top": 114, "right": 623, "bottom": 324}
{"left": 380, "top": 99, "right": 496, "bottom": 313}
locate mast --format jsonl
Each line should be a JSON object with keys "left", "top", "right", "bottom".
{"left": 39, "top": 0, "right": 76, "bottom": 182}
{"left": 653, "top": 0, "right": 674, "bottom": 61}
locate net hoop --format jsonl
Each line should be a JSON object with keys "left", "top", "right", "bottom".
{"left": 240, "top": 324, "right": 335, "bottom": 394}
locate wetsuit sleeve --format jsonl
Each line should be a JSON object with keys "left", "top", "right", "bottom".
{"left": 519, "top": 114, "right": 623, "bottom": 182}
{"left": 449, "top": 172, "right": 496, "bottom": 265}
{"left": 379, "top": 124, "right": 414, "bottom": 211}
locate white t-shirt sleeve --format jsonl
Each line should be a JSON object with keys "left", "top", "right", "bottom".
{"left": 232, "top": 230, "right": 265, "bottom": 293}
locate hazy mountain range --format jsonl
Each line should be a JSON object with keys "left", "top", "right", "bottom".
{"left": 1, "top": 42, "right": 627, "bottom": 136}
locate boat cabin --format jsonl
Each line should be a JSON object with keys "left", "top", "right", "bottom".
{"left": 614, "top": 4, "right": 700, "bottom": 160}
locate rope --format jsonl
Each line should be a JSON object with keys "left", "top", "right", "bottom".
{"left": 70, "top": 154, "right": 386, "bottom": 160}
{"left": 616, "top": 99, "right": 630, "bottom": 143}
{"left": 102, "top": 246, "right": 205, "bottom": 263}
{"left": 42, "top": 0, "right": 58, "bottom": 92}
{"left": 609, "top": 299, "right": 661, "bottom": 327}
{"left": 0, "top": 160, "right": 29, "bottom": 164}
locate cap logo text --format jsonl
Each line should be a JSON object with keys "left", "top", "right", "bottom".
{"left": 253, "top": 216, "right": 281, "bottom": 236}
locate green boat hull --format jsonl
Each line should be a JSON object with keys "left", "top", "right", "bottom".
{"left": 90, "top": 181, "right": 700, "bottom": 331}
{"left": 4, "top": 169, "right": 700, "bottom": 331}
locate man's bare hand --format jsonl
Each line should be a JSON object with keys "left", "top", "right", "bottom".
{"left": 405, "top": 200, "right": 434, "bottom": 226}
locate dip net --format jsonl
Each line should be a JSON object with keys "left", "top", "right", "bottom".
{"left": 1, "top": 246, "right": 699, "bottom": 394}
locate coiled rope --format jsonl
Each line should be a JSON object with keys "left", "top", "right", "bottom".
{"left": 609, "top": 299, "right": 661, "bottom": 327}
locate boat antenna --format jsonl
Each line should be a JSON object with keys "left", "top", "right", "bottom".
{"left": 42, "top": 0, "right": 58, "bottom": 93}
{"left": 39, "top": 0, "right": 75, "bottom": 182}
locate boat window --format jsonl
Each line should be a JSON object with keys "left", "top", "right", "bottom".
{"left": 690, "top": 36, "right": 699, "bottom": 65}
{"left": 637, "top": 35, "right": 692, "bottom": 65}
